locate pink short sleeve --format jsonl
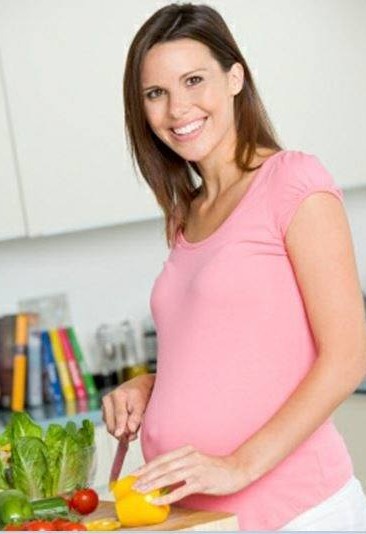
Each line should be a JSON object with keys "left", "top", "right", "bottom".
{"left": 270, "top": 151, "right": 344, "bottom": 239}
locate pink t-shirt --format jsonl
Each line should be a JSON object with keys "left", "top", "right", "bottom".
{"left": 141, "top": 150, "right": 353, "bottom": 530}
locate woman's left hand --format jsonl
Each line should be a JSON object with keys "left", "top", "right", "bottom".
{"left": 130, "top": 445, "right": 250, "bottom": 505}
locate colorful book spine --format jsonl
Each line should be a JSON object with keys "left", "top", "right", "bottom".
{"left": 0, "top": 315, "right": 16, "bottom": 409}
{"left": 66, "top": 327, "right": 98, "bottom": 399}
{"left": 11, "top": 314, "right": 29, "bottom": 412}
{"left": 49, "top": 329, "right": 75, "bottom": 402}
{"left": 58, "top": 328, "right": 87, "bottom": 401}
{"left": 41, "top": 331, "right": 63, "bottom": 404}
{"left": 26, "top": 329, "right": 43, "bottom": 407}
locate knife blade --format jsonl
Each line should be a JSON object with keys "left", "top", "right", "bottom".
{"left": 109, "top": 434, "right": 129, "bottom": 484}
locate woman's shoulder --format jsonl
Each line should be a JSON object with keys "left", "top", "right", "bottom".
{"left": 272, "top": 148, "right": 321, "bottom": 169}
{"left": 267, "top": 149, "right": 344, "bottom": 238}
{"left": 268, "top": 148, "right": 338, "bottom": 192}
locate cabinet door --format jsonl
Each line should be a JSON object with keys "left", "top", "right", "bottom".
{"left": 0, "top": 56, "right": 26, "bottom": 240}
{"left": 0, "top": 2, "right": 160, "bottom": 237}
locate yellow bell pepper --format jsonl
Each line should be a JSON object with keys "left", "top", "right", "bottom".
{"left": 84, "top": 518, "right": 121, "bottom": 531}
{"left": 110, "top": 474, "right": 170, "bottom": 527}
{"left": 109, "top": 474, "right": 136, "bottom": 498}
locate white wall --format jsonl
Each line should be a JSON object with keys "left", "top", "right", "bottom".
{"left": 0, "top": 185, "right": 365, "bottom": 374}
{"left": 0, "top": 216, "right": 168, "bottom": 373}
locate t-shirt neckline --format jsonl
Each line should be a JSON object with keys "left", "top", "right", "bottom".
{"left": 177, "top": 149, "right": 285, "bottom": 249}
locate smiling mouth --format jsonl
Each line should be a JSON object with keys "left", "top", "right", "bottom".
{"left": 171, "top": 118, "right": 207, "bottom": 137}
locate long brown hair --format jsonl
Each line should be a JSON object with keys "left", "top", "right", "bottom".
{"left": 123, "top": 3, "right": 282, "bottom": 246}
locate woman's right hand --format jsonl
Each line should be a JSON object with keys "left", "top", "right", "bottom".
{"left": 102, "top": 373, "right": 155, "bottom": 440}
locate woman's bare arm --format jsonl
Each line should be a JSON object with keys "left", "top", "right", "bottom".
{"left": 231, "top": 192, "right": 366, "bottom": 481}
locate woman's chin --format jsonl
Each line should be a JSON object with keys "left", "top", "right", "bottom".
{"left": 176, "top": 148, "right": 211, "bottom": 163}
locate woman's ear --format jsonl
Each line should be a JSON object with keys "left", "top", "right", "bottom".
{"left": 228, "top": 62, "right": 244, "bottom": 96}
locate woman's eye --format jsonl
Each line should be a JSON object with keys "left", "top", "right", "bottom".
{"left": 186, "top": 75, "right": 203, "bottom": 86}
{"left": 144, "top": 77, "right": 202, "bottom": 99}
{"left": 145, "top": 88, "right": 165, "bottom": 100}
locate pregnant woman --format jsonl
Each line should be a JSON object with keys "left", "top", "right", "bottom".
{"left": 102, "top": 4, "right": 366, "bottom": 530}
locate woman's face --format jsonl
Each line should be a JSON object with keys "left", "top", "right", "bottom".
{"left": 140, "top": 39, "right": 244, "bottom": 165}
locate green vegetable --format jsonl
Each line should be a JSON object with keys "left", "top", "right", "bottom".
{"left": 0, "top": 489, "right": 33, "bottom": 525}
{"left": 72, "top": 420, "right": 95, "bottom": 487}
{"left": 31, "top": 496, "right": 69, "bottom": 519}
{"left": 0, "top": 427, "right": 11, "bottom": 490}
{"left": 0, "top": 456, "right": 10, "bottom": 491}
{"left": 2, "top": 412, "right": 95, "bottom": 499}
{"left": 45, "top": 420, "right": 94, "bottom": 495}
{"left": 8, "top": 412, "right": 43, "bottom": 442}
{"left": 0, "top": 427, "right": 10, "bottom": 448}
{"left": 46, "top": 424, "right": 81, "bottom": 495}
{"left": 11, "top": 437, "right": 50, "bottom": 499}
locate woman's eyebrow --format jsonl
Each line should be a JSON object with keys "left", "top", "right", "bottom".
{"left": 142, "top": 68, "right": 208, "bottom": 92}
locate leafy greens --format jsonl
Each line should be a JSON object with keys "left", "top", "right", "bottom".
{"left": 0, "top": 412, "right": 95, "bottom": 498}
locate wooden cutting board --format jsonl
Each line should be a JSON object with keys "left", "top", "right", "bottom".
{"left": 86, "top": 500, "right": 239, "bottom": 531}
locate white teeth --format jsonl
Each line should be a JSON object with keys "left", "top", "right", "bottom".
{"left": 173, "top": 119, "right": 205, "bottom": 135}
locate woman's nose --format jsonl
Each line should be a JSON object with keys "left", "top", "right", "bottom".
{"left": 168, "top": 92, "right": 191, "bottom": 119}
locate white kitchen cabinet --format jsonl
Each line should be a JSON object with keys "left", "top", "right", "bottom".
{"left": 334, "top": 394, "right": 366, "bottom": 491}
{"left": 0, "top": 1, "right": 160, "bottom": 238}
{"left": 0, "top": 1, "right": 364, "bottom": 241}
{"left": 0, "top": 55, "right": 26, "bottom": 240}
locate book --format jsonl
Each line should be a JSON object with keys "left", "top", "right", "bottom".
{"left": 58, "top": 328, "right": 87, "bottom": 402}
{"left": 26, "top": 329, "right": 43, "bottom": 407}
{"left": 40, "top": 330, "right": 63, "bottom": 404}
{"left": 49, "top": 329, "right": 76, "bottom": 403}
{"left": 11, "top": 314, "right": 29, "bottom": 411}
{"left": 0, "top": 315, "right": 16, "bottom": 408}
{"left": 66, "top": 327, "right": 98, "bottom": 399}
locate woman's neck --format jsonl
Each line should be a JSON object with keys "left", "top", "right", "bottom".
{"left": 196, "top": 145, "right": 273, "bottom": 204}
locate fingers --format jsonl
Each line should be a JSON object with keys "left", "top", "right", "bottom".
{"left": 132, "top": 445, "right": 195, "bottom": 477}
{"left": 129, "top": 447, "right": 246, "bottom": 503}
{"left": 151, "top": 481, "right": 200, "bottom": 506}
{"left": 134, "top": 466, "right": 194, "bottom": 494}
{"left": 133, "top": 464, "right": 202, "bottom": 506}
{"left": 126, "top": 391, "right": 145, "bottom": 435}
{"left": 102, "top": 384, "right": 147, "bottom": 438}
{"left": 102, "top": 387, "right": 128, "bottom": 437}
{"left": 102, "top": 393, "right": 121, "bottom": 436}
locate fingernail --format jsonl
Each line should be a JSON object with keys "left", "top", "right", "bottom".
{"left": 132, "top": 483, "right": 145, "bottom": 491}
{"left": 131, "top": 467, "right": 143, "bottom": 476}
{"left": 115, "top": 428, "right": 123, "bottom": 438}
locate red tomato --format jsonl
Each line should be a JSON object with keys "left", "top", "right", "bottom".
{"left": 69, "top": 488, "right": 99, "bottom": 515}
{"left": 52, "top": 518, "right": 74, "bottom": 531}
{"left": 62, "top": 522, "right": 87, "bottom": 531}
{"left": 4, "top": 524, "right": 25, "bottom": 531}
{"left": 25, "top": 520, "right": 55, "bottom": 531}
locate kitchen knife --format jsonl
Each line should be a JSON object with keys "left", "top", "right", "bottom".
{"left": 109, "top": 434, "right": 129, "bottom": 484}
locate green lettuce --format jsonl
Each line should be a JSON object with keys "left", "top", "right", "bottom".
{"left": 2, "top": 412, "right": 95, "bottom": 498}
{"left": 8, "top": 412, "right": 42, "bottom": 442}
{"left": 45, "top": 419, "right": 95, "bottom": 495}
{"left": 0, "top": 427, "right": 11, "bottom": 490}
{"left": 0, "top": 427, "right": 10, "bottom": 448}
{"left": 11, "top": 437, "right": 50, "bottom": 499}
{"left": 0, "top": 456, "right": 10, "bottom": 490}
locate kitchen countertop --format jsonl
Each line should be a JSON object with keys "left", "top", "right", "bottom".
{"left": 86, "top": 501, "right": 239, "bottom": 531}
